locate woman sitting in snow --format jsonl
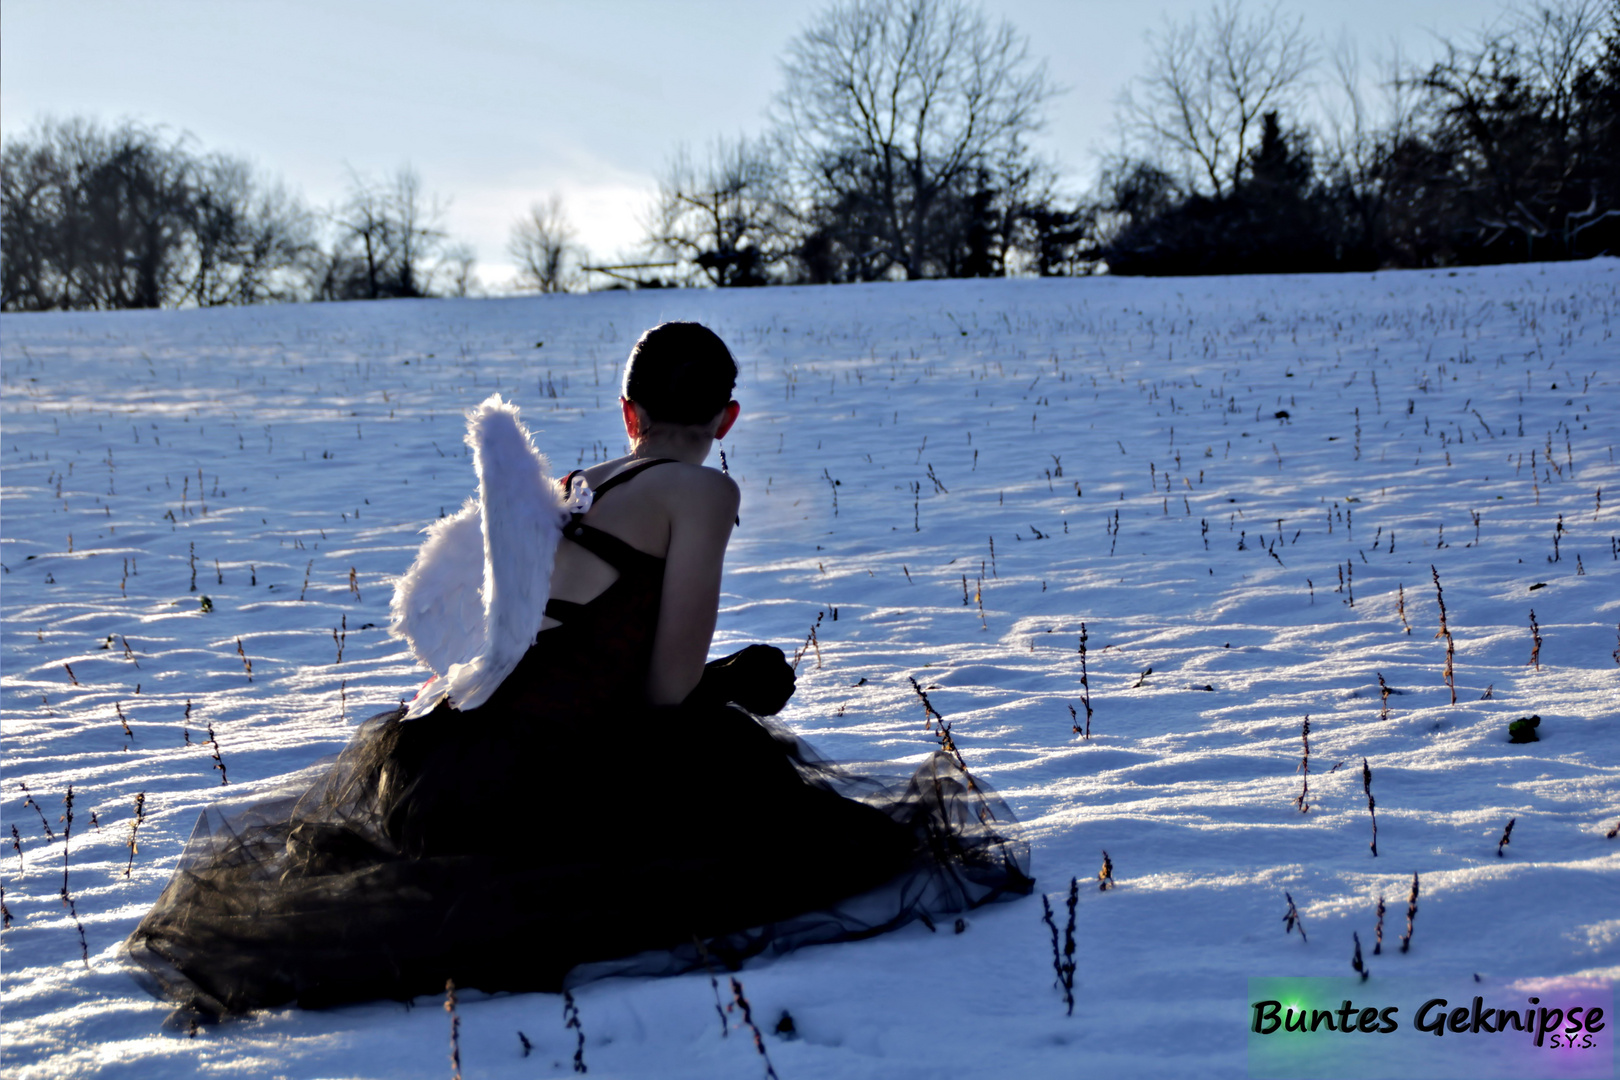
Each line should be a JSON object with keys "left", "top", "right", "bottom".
{"left": 125, "top": 321, "right": 1032, "bottom": 1018}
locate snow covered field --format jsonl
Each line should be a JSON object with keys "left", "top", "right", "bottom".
{"left": 3, "top": 262, "right": 1617, "bottom": 1079}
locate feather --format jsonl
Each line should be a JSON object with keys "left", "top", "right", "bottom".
{"left": 389, "top": 498, "right": 485, "bottom": 677}
{"left": 391, "top": 393, "right": 569, "bottom": 717}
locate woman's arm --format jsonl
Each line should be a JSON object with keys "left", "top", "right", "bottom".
{"left": 647, "top": 468, "right": 740, "bottom": 705}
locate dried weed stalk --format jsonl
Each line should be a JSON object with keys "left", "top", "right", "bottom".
{"left": 1077, "top": 623, "right": 1093, "bottom": 738}
{"left": 727, "top": 976, "right": 778, "bottom": 1080}
{"left": 206, "top": 724, "right": 229, "bottom": 785}
{"left": 1283, "top": 891, "right": 1307, "bottom": 943}
{"left": 1362, "top": 759, "right": 1378, "bottom": 857}
{"left": 1399, "top": 873, "right": 1420, "bottom": 954}
{"left": 1295, "top": 716, "right": 1312, "bottom": 814}
{"left": 563, "top": 989, "right": 588, "bottom": 1073}
{"left": 59, "top": 785, "right": 88, "bottom": 965}
{"left": 125, "top": 792, "right": 146, "bottom": 877}
{"left": 1061, "top": 878, "right": 1078, "bottom": 1014}
{"left": 444, "top": 979, "right": 461, "bottom": 1080}
{"left": 20, "top": 782, "right": 54, "bottom": 839}
{"left": 1431, "top": 567, "right": 1456, "bottom": 703}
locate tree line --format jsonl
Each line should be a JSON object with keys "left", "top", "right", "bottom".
{"left": 1, "top": 119, "right": 475, "bottom": 311}
{"left": 5, "top": 0, "right": 1618, "bottom": 310}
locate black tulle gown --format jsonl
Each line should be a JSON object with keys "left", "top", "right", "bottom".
{"left": 125, "top": 460, "right": 1033, "bottom": 1017}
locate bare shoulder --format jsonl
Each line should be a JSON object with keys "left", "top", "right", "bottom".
{"left": 654, "top": 462, "right": 739, "bottom": 516}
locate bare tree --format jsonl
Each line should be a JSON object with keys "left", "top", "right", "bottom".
{"left": 1118, "top": 0, "right": 1315, "bottom": 198}
{"left": 644, "top": 137, "right": 789, "bottom": 286}
{"left": 773, "top": 0, "right": 1057, "bottom": 280}
{"left": 1414, "top": 0, "right": 1613, "bottom": 258}
{"left": 508, "top": 194, "right": 578, "bottom": 293}
{"left": 189, "top": 156, "right": 315, "bottom": 306}
{"left": 1516, "top": 0, "right": 1609, "bottom": 130}
{"left": 324, "top": 165, "right": 447, "bottom": 299}
{"left": 441, "top": 242, "right": 481, "bottom": 297}
{"left": 2, "top": 117, "right": 311, "bottom": 310}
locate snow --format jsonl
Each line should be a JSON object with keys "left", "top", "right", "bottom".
{"left": 3, "top": 261, "right": 1618, "bottom": 1079}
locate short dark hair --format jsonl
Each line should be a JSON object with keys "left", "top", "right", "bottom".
{"left": 621, "top": 322, "right": 738, "bottom": 425}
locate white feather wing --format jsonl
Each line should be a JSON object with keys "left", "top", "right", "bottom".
{"left": 439, "top": 394, "right": 567, "bottom": 713}
{"left": 392, "top": 393, "right": 568, "bottom": 718}
{"left": 389, "top": 498, "right": 486, "bottom": 677}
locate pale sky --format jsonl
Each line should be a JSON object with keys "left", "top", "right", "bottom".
{"left": 3, "top": 0, "right": 1498, "bottom": 290}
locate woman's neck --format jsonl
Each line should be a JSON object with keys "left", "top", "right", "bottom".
{"left": 630, "top": 432, "right": 712, "bottom": 466}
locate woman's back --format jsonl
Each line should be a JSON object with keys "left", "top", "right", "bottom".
{"left": 546, "top": 455, "right": 739, "bottom": 705}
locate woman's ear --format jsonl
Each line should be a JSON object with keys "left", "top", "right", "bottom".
{"left": 713, "top": 400, "right": 740, "bottom": 440}
{"left": 621, "top": 397, "right": 644, "bottom": 440}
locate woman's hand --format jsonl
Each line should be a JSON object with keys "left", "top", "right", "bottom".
{"left": 689, "top": 644, "right": 796, "bottom": 714}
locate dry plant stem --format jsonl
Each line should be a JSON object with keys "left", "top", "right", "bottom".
{"left": 1351, "top": 932, "right": 1368, "bottom": 981}
{"left": 1098, "top": 850, "right": 1114, "bottom": 891}
{"left": 1399, "top": 873, "right": 1420, "bottom": 953}
{"left": 1283, "top": 891, "right": 1307, "bottom": 943}
{"left": 1397, "top": 584, "right": 1412, "bottom": 635}
{"left": 125, "top": 792, "right": 146, "bottom": 877}
{"left": 2, "top": 886, "right": 13, "bottom": 929}
{"left": 206, "top": 725, "right": 228, "bottom": 785}
{"left": 1077, "top": 623, "right": 1093, "bottom": 738}
{"left": 236, "top": 638, "right": 253, "bottom": 681}
{"left": 444, "top": 979, "right": 462, "bottom": 1080}
{"left": 1374, "top": 895, "right": 1386, "bottom": 955}
{"left": 728, "top": 976, "right": 779, "bottom": 1080}
{"left": 1527, "top": 610, "right": 1542, "bottom": 670}
{"left": 116, "top": 702, "right": 133, "bottom": 747}
{"left": 1497, "top": 817, "right": 1515, "bottom": 857}
{"left": 908, "top": 676, "right": 944, "bottom": 730}
{"left": 1041, "top": 895, "right": 1064, "bottom": 988}
{"left": 60, "top": 785, "right": 89, "bottom": 966}
{"left": 1431, "top": 566, "right": 1456, "bottom": 704}
{"left": 1362, "top": 759, "right": 1378, "bottom": 857}
{"left": 58, "top": 785, "right": 73, "bottom": 894}
{"left": 1294, "top": 716, "right": 1311, "bottom": 814}
{"left": 1377, "top": 672, "right": 1391, "bottom": 722}
{"left": 790, "top": 612, "right": 824, "bottom": 671}
{"left": 1061, "top": 877, "right": 1079, "bottom": 1016}
{"left": 690, "top": 935, "right": 728, "bottom": 1038}
{"left": 20, "top": 782, "right": 55, "bottom": 839}
{"left": 10, "top": 823, "right": 23, "bottom": 876}
{"left": 563, "top": 989, "right": 587, "bottom": 1073}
